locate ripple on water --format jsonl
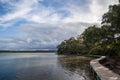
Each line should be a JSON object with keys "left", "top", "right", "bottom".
{"left": 0, "top": 53, "right": 93, "bottom": 80}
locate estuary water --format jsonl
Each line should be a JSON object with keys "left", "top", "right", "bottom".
{"left": 0, "top": 53, "right": 93, "bottom": 80}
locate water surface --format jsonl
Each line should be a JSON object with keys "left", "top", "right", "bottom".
{"left": 0, "top": 53, "right": 92, "bottom": 80}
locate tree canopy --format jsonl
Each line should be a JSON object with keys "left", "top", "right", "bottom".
{"left": 57, "top": 1, "right": 120, "bottom": 56}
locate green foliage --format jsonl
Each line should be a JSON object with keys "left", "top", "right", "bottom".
{"left": 88, "top": 45, "right": 105, "bottom": 55}
{"left": 57, "top": 37, "right": 86, "bottom": 55}
{"left": 101, "top": 2, "right": 120, "bottom": 56}
{"left": 82, "top": 25, "right": 104, "bottom": 49}
{"left": 57, "top": 2, "right": 120, "bottom": 56}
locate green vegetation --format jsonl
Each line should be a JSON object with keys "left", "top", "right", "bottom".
{"left": 57, "top": 1, "right": 120, "bottom": 56}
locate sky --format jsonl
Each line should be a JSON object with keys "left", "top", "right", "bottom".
{"left": 0, "top": 0, "right": 118, "bottom": 50}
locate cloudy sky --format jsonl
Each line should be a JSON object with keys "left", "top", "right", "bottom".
{"left": 0, "top": 0, "right": 118, "bottom": 50}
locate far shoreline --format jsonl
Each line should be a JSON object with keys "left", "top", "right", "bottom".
{"left": 0, "top": 50, "right": 57, "bottom": 53}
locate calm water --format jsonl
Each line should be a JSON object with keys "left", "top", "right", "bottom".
{"left": 0, "top": 53, "right": 93, "bottom": 80}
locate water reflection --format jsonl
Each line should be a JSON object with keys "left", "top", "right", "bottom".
{"left": 57, "top": 56, "right": 93, "bottom": 80}
{"left": 0, "top": 53, "right": 93, "bottom": 80}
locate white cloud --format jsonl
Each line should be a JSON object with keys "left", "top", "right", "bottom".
{"left": 1, "top": 8, "right": 31, "bottom": 22}
{"left": 89, "top": 0, "right": 118, "bottom": 22}
{"left": 63, "top": 0, "right": 118, "bottom": 23}
{"left": 0, "top": 22, "right": 91, "bottom": 50}
{"left": 0, "top": 0, "right": 118, "bottom": 50}
{"left": 0, "top": 0, "right": 118, "bottom": 25}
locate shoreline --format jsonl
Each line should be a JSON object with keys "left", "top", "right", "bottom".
{"left": 90, "top": 56, "right": 120, "bottom": 80}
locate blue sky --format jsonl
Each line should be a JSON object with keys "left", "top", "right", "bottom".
{"left": 0, "top": 0, "right": 118, "bottom": 50}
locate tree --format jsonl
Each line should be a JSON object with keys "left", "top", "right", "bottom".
{"left": 57, "top": 37, "right": 86, "bottom": 55}
{"left": 82, "top": 25, "right": 104, "bottom": 50}
{"left": 101, "top": 2, "right": 120, "bottom": 56}
{"left": 57, "top": 41, "right": 66, "bottom": 54}
{"left": 57, "top": 1, "right": 120, "bottom": 56}
{"left": 102, "top": 3, "right": 120, "bottom": 37}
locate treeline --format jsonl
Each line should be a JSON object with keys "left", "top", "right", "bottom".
{"left": 57, "top": 1, "right": 120, "bottom": 56}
